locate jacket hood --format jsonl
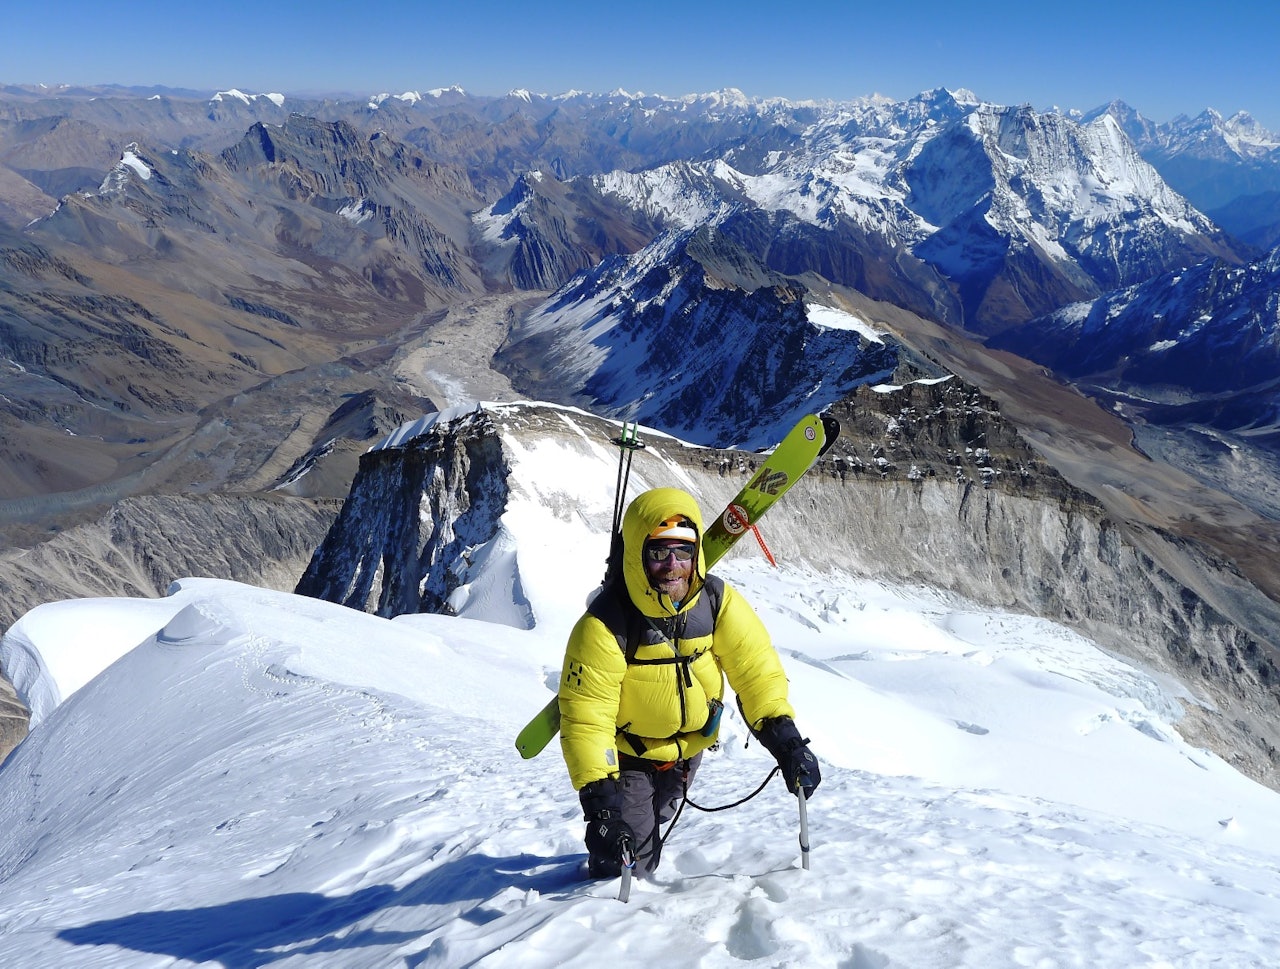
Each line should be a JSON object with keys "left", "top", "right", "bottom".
{"left": 621, "top": 487, "right": 706, "bottom": 618}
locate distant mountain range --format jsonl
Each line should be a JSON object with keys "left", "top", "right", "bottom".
{"left": 1084, "top": 100, "right": 1280, "bottom": 244}
{"left": 5, "top": 83, "right": 1280, "bottom": 777}
{"left": 475, "top": 89, "right": 1248, "bottom": 334}
{"left": 1, "top": 83, "right": 1278, "bottom": 538}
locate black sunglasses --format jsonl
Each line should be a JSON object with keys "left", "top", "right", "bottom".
{"left": 644, "top": 542, "right": 695, "bottom": 563}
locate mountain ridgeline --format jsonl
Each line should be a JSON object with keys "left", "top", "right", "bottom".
{"left": 496, "top": 229, "right": 901, "bottom": 448}
{"left": 296, "top": 398, "right": 1280, "bottom": 791}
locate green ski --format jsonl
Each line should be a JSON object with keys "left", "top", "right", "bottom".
{"left": 515, "top": 695, "right": 562, "bottom": 759}
{"left": 700, "top": 413, "right": 838, "bottom": 570}
{"left": 514, "top": 412, "right": 839, "bottom": 759}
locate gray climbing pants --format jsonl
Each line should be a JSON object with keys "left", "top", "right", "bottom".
{"left": 616, "top": 752, "right": 702, "bottom": 876}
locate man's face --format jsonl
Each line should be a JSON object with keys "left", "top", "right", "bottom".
{"left": 643, "top": 539, "right": 695, "bottom": 602}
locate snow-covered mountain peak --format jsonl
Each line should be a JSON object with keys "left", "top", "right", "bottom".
{"left": 687, "top": 87, "right": 753, "bottom": 109}
{"left": 464, "top": 92, "right": 1241, "bottom": 335}
{"left": 1163, "top": 107, "right": 1280, "bottom": 160}
{"left": 938, "top": 86, "right": 980, "bottom": 106}
{"left": 1220, "top": 110, "right": 1280, "bottom": 152}
{"left": 500, "top": 229, "right": 898, "bottom": 447}
{"left": 209, "top": 88, "right": 285, "bottom": 107}
{"left": 591, "top": 164, "right": 736, "bottom": 230}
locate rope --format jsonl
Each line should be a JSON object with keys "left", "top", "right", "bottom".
{"left": 686, "top": 765, "right": 781, "bottom": 813}
{"left": 648, "top": 764, "right": 782, "bottom": 860}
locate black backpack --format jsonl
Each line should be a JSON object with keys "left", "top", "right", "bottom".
{"left": 587, "top": 574, "right": 725, "bottom": 755}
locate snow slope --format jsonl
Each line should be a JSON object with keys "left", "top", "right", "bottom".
{"left": 2, "top": 421, "right": 1280, "bottom": 967}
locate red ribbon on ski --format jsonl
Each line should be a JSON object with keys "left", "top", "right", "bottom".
{"left": 750, "top": 523, "right": 777, "bottom": 567}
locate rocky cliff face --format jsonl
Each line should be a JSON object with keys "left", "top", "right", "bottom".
{"left": 297, "top": 395, "right": 1280, "bottom": 789}
{"left": 296, "top": 407, "right": 516, "bottom": 619}
{"left": 0, "top": 494, "right": 339, "bottom": 635}
{"left": 475, "top": 171, "right": 658, "bottom": 290}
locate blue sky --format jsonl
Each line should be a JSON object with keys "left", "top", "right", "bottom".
{"left": 4, "top": 0, "right": 1278, "bottom": 128}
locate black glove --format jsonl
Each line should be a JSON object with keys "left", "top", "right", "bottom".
{"left": 754, "top": 716, "right": 821, "bottom": 798}
{"left": 579, "top": 778, "right": 635, "bottom": 863}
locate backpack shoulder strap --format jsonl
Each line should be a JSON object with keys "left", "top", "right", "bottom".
{"left": 589, "top": 573, "right": 726, "bottom": 664}
{"left": 702, "top": 574, "right": 725, "bottom": 619}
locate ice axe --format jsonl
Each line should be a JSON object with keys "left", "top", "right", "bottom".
{"left": 796, "top": 773, "right": 812, "bottom": 870}
{"left": 617, "top": 836, "right": 636, "bottom": 903}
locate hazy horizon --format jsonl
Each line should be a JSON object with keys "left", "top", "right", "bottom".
{"left": 4, "top": 0, "right": 1278, "bottom": 130}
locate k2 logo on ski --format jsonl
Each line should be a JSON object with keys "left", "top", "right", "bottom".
{"left": 748, "top": 468, "right": 789, "bottom": 496}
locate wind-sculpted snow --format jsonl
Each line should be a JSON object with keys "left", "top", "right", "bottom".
{"left": 3, "top": 556, "right": 1280, "bottom": 965}
{"left": 7, "top": 398, "right": 1280, "bottom": 963}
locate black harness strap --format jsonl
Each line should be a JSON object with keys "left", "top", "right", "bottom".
{"left": 593, "top": 576, "right": 725, "bottom": 756}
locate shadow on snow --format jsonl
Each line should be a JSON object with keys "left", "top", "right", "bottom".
{"left": 57, "top": 851, "right": 583, "bottom": 968}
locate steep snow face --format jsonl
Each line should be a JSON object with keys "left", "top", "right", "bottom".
{"left": 531, "top": 92, "right": 1236, "bottom": 331}
{"left": 503, "top": 232, "right": 898, "bottom": 449}
{"left": 592, "top": 164, "right": 735, "bottom": 228}
{"left": 965, "top": 110, "right": 1204, "bottom": 239}
{"left": 1090, "top": 102, "right": 1280, "bottom": 214}
{"left": 473, "top": 171, "right": 544, "bottom": 244}
{"left": 779, "top": 95, "right": 1205, "bottom": 248}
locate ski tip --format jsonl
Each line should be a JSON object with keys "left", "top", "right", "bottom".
{"left": 818, "top": 415, "right": 841, "bottom": 456}
{"left": 514, "top": 740, "right": 543, "bottom": 759}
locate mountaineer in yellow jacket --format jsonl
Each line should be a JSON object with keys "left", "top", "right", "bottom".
{"left": 559, "top": 486, "right": 821, "bottom": 878}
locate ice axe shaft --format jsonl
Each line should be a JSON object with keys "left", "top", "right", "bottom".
{"left": 797, "top": 781, "right": 811, "bottom": 870}
{"left": 617, "top": 840, "right": 635, "bottom": 902}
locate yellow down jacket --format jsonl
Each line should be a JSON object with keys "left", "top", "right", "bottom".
{"left": 559, "top": 487, "right": 795, "bottom": 790}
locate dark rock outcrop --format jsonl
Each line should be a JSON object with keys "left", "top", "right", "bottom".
{"left": 296, "top": 407, "right": 516, "bottom": 619}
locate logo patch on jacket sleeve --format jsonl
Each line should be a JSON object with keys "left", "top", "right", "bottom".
{"left": 565, "top": 661, "right": 584, "bottom": 688}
